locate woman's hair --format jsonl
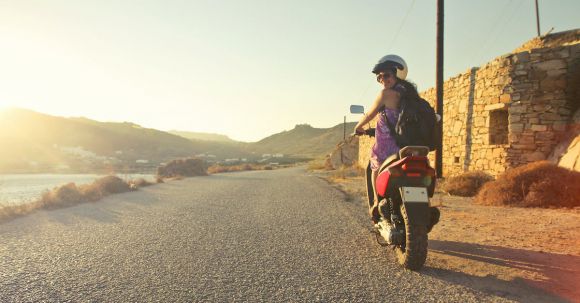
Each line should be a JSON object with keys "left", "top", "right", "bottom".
{"left": 397, "top": 78, "right": 420, "bottom": 101}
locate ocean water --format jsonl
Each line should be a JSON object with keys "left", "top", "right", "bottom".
{"left": 0, "top": 174, "right": 155, "bottom": 206}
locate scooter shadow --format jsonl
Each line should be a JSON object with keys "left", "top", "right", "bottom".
{"left": 422, "top": 240, "right": 579, "bottom": 302}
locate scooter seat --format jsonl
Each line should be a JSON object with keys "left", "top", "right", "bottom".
{"left": 378, "top": 153, "right": 399, "bottom": 174}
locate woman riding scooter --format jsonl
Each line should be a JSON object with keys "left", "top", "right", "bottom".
{"left": 354, "top": 55, "right": 417, "bottom": 224}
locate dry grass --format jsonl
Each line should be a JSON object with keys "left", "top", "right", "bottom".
{"left": 157, "top": 158, "right": 208, "bottom": 178}
{"left": 0, "top": 175, "right": 149, "bottom": 222}
{"left": 475, "top": 161, "right": 580, "bottom": 208}
{"left": 307, "top": 159, "right": 329, "bottom": 171}
{"left": 327, "top": 166, "right": 364, "bottom": 182}
{"left": 207, "top": 163, "right": 273, "bottom": 174}
{"left": 128, "top": 178, "right": 155, "bottom": 190}
{"left": 441, "top": 171, "right": 494, "bottom": 197}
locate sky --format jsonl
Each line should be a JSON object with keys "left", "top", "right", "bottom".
{"left": 0, "top": 0, "right": 578, "bottom": 142}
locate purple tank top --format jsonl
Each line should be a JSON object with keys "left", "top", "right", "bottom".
{"left": 370, "top": 108, "right": 400, "bottom": 171}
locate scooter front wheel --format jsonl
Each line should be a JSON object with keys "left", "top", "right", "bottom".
{"left": 395, "top": 203, "right": 428, "bottom": 270}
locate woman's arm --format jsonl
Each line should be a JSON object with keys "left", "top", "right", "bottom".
{"left": 354, "top": 89, "right": 399, "bottom": 133}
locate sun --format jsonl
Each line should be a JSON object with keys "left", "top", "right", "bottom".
{"left": 0, "top": 100, "right": 16, "bottom": 111}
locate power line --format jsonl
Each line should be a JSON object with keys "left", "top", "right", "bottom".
{"left": 477, "top": 0, "right": 526, "bottom": 62}
{"left": 388, "top": 0, "right": 417, "bottom": 48}
{"left": 468, "top": 0, "right": 516, "bottom": 65}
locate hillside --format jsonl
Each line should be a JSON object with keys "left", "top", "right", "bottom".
{"left": 0, "top": 108, "right": 354, "bottom": 172}
{"left": 0, "top": 109, "right": 200, "bottom": 172}
{"left": 168, "top": 130, "right": 235, "bottom": 143}
{"left": 249, "top": 123, "right": 357, "bottom": 158}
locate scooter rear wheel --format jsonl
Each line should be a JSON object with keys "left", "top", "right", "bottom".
{"left": 395, "top": 203, "right": 428, "bottom": 270}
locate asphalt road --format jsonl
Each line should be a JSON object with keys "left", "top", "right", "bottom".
{"left": 0, "top": 167, "right": 558, "bottom": 302}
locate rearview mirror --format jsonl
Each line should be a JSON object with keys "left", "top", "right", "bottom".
{"left": 350, "top": 105, "right": 365, "bottom": 114}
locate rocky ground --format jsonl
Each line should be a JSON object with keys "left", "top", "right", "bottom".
{"left": 320, "top": 169, "right": 580, "bottom": 302}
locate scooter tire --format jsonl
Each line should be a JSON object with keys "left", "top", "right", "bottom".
{"left": 395, "top": 203, "right": 428, "bottom": 270}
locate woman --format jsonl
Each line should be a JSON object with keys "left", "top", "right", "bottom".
{"left": 354, "top": 54, "right": 409, "bottom": 223}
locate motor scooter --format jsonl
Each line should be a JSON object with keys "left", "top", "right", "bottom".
{"left": 351, "top": 105, "right": 440, "bottom": 270}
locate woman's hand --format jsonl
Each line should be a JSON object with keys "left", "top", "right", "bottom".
{"left": 354, "top": 125, "right": 365, "bottom": 135}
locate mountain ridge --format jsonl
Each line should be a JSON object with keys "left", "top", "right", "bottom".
{"left": 0, "top": 108, "right": 356, "bottom": 172}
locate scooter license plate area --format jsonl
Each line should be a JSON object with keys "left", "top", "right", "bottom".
{"left": 399, "top": 187, "right": 430, "bottom": 226}
{"left": 400, "top": 187, "right": 429, "bottom": 203}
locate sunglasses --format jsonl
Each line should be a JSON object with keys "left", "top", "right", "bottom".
{"left": 376, "top": 72, "right": 395, "bottom": 83}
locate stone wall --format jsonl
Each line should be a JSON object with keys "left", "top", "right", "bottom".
{"left": 358, "top": 31, "right": 580, "bottom": 177}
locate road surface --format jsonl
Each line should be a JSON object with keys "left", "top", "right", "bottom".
{"left": 0, "top": 167, "right": 562, "bottom": 302}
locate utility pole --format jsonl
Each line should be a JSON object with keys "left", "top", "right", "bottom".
{"left": 436, "top": 0, "right": 444, "bottom": 178}
{"left": 535, "top": 0, "right": 541, "bottom": 37}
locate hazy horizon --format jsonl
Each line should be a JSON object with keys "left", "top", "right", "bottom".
{"left": 1, "top": 0, "right": 579, "bottom": 141}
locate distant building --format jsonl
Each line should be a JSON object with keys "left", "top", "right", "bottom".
{"left": 136, "top": 159, "right": 149, "bottom": 164}
{"left": 273, "top": 153, "right": 284, "bottom": 158}
{"left": 262, "top": 154, "right": 271, "bottom": 158}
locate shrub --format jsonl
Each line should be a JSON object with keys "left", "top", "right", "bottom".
{"left": 39, "top": 183, "right": 84, "bottom": 208}
{"left": 93, "top": 176, "right": 131, "bottom": 194}
{"left": 157, "top": 158, "right": 208, "bottom": 178}
{"left": 442, "top": 171, "right": 494, "bottom": 197}
{"left": 475, "top": 161, "right": 580, "bottom": 208}
{"left": 79, "top": 183, "right": 104, "bottom": 202}
{"left": 130, "top": 178, "right": 154, "bottom": 188}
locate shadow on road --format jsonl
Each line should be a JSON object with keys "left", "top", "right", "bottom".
{"left": 424, "top": 240, "right": 579, "bottom": 302}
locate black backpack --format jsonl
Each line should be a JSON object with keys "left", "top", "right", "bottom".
{"left": 381, "top": 96, "right": 440, "bottom": 151}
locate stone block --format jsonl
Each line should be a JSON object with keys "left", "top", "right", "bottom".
{"left": 544, "top": 48, "right": 570, "bottom": 59}
{"left": 540, "top": 113, "right": 562, "bottom": 121}
{"left": 509, "top": 123, "right": 524, "bottom": 132}
{"left": 474, "top": 117, "right": 485, "bottom": 127}
{"left": 499, "top": 94, "right": 511, "bottom": 103}
{"left": 534, "top": 59, "right": 567, "bottom": 71}
{"left": 547, "top": 69, "right": 567, "bottom": 77}
{"left": 512, "top": 144, "right": 537, "bottom": 150}
{"left": 510, "top": 115, "right": 521, "bottom": 123}
{"left": 531, "top": 125, "right": 548, "bottom": 131}
{"left": 524, "top": 151, "right": 546, "bottom": 162}
{"left": 540, "top": 77, "right": 566, "bottom": 91}
{"left": 552, "top": 123, "right": 567, "bottom": 131}
{"left": 514, "top": 70, "right": 528, "bottom": 76}
{"left": 509, "top": 105, "right": 527, "bottom": 114}
{"left": 518, "top": 135, "right": 535, "bottom": 144}
{"left": 558, "top": 108, "right": 572, "bottom": 115}
{"left": 452, "top": 120, "right": 463, "bottom": 134}
{"left": 535, "top": 132, "right": 555, "bottom": 141}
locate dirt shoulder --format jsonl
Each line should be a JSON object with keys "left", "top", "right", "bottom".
{"left": 316, "top": 170, "right": 580, "bottom": 302}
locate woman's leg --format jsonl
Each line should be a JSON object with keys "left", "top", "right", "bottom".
{"left": 369, "top": 169, "right": 380, "bottom": 223}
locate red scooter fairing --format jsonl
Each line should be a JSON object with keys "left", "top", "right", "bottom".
{"left": 375, "top": 156, "right": 436, "bottom": 198}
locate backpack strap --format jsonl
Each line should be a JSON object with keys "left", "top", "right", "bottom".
{"left": 380, "top": 108, "right": 398, "bottom": 135}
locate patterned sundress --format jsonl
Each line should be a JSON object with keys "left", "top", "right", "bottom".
{"left": 370, "top": 108, "right": 400, "bottom": 171}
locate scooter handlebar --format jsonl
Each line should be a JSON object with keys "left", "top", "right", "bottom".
{"left": 353, "top": 128, "right": 375, "bottom": 137}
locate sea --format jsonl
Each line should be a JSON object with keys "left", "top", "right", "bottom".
{"left": 0, "top": 174, "right": 156, "bottom": 206}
